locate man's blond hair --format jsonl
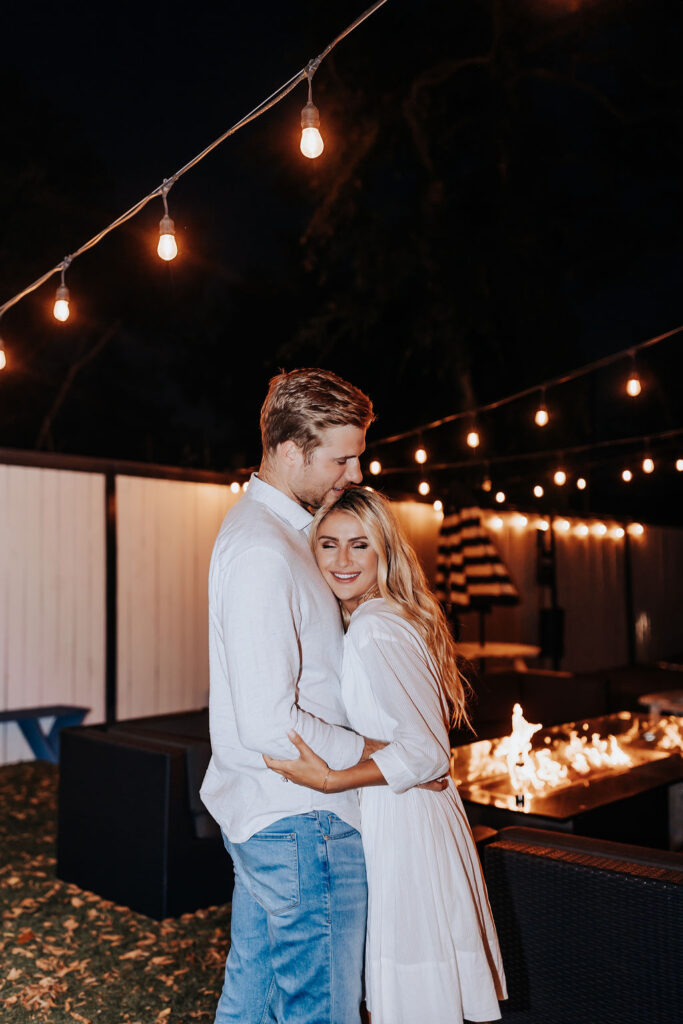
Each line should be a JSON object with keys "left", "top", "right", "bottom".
{"left": 260, "top": 368, "right": 375, "bottom": 460}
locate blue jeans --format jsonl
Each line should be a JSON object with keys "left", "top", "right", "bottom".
{"left": 215, "top": 811, "right": 367, "bottom": 1024}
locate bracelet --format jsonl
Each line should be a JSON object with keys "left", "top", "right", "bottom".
{"left": 322, "top": 769, "right": 333, "bottom": 793}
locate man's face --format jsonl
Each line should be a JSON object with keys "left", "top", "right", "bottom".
{"left": 290, "top": 424, "right": 366, "bottom": 509}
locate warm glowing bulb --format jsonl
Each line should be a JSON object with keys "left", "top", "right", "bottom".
{"left": 418, "top": 481, "right": 430, "bottom": 496}
{"left": 414, "top": 447, "right": 427, "bottom": 464}
{"left": 592, "top": 522, "right": 607, "bottom": 537}
{"left": 622, "top": 469, "right": 633, "bottom": 483}
{"left": 512, "top": 514, "right": 528, "bottom": 529}
{"left": 466, "top": 429, "right": 480, "bottom": 449}
{"left": 495, "top": 490, "right": 506, "bottom": 504}
{"left": 482, "top": 477, "right": 492, "bottom": 493}
{"left": 628, "top": 522, "right": 644, "bottom": 537}
{"left": 433, "top": 500, "right": 443, "bottom": 513}
{"left": 676, "top": 459, "right": 683, "bottom": 472}
{"left": 300, "top": 101, "right": 324, "bottom": 158}
{"left": 0, "top": 342, "right": 6, "bottom": 371}
{"left": 576, "top": 477, "right": 587, "bottom": 491}
{"left": 626, "top": 374, "right": 641, "bottom": 397}
{"left": 612, "top": 527, "right": 625, "bottom": 539}
{"left": 490, "top": 516, "right": 504, "bottom": 530}
{"left": 242, "top": 481, "right": 249, "bottom": 492}
{"left": 537, "top": 519, "right": 549, "bottom": 532}
{"left": 555, "top": 518, "right": 570, "bottom": 533}
{"left": 53, "top": 284, "right": 70, "bottom": 322}
{"left": 642, "top": 457, "right": 654, "bottom": 474}
{"left": 157, "top": 214, "right": 178, "bottom": 261}
{"left": 533, "top": 484, "right": 544, "bottom": 498}
{"left": 553, "top": 470, "right": 567, "bottom": 486}
{"left": 575, "top": 523, "right": 589, "bottom": 538}
{"left": 369, "top": 460, "right": 382, "bottom": 475}
{"left": 230, "top": 482, "right": 240, "bottom": 494}
{"left": 534, "top": 405, "right": 549, "bottom": 427}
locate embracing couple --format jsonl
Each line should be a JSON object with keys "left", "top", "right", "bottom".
{"left": 200, "top": 368, "right": 507, "bottom": 1024}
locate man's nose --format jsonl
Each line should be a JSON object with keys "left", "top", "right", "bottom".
{"left": 345, "top": 458, "right": 363, "bottom": 485}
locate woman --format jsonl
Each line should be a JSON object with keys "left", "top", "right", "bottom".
{"left": 264, "top": 488, "right": 507, "bottom": 1024}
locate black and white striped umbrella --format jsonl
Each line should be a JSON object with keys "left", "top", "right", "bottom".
{"left": 435, "top": 507, "right": 519, "bottom": 609}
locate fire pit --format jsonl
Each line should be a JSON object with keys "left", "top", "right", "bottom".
{"left": 451, "top": 705, "right": 683, "bottom": 847}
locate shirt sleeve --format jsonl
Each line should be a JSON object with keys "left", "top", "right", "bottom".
{"left": 217, "top": 545, "right": 364, "bottom": 768}
{"left": 350, "top": 622, "right": 451, "bottom": 793}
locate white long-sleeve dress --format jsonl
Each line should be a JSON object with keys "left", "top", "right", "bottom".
{"left": 342, "top": 599, "right": 507, "bottom": 1024}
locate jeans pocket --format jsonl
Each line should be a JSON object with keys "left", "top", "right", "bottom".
{"left": 324, "top": 813, "right": 359, "bottom": 841}
{"left": 231, "top": 831, "right": 300, "bottom": 915}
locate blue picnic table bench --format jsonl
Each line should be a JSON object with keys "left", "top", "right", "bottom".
{"left": 0, "top": 705, "right": 89, "bottom": 763}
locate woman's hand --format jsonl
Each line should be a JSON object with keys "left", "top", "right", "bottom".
{"left": 263, "top": 730, "right": 331, "bottom": 791}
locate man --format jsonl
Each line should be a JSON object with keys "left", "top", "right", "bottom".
{"left": 201, "top": 367, "right": 376, "bottom": 1024}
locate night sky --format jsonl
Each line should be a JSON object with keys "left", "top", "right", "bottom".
{"left": 1, "top": 0, "right": 682, "bottom": 523}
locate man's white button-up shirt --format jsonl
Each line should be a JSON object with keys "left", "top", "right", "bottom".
{"left": 200, "top": 474, "right": 364, "bottom": 843}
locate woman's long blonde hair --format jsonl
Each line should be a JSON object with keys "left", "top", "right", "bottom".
{"left": 311, "top": 488, "right": 470, "bottom": 729}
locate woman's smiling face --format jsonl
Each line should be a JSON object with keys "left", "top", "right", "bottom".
{"left": 314, "top": 509, "right": 379, "bottom": 613}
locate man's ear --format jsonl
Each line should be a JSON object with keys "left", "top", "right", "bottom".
{"left": 279, "top": 440, "right": 303, "bottom": 465}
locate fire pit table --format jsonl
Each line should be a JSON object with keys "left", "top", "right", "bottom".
{"left": 451, "top": 707, "right": 683, "bottom": 849}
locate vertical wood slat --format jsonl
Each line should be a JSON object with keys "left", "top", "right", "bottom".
{"left": 0, "top": 466, "right": 106, "bottom": 764}
{"left": 115, "top": 477, "right": 238, "bottom": 720}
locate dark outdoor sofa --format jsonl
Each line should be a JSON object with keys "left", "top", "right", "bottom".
{"left": 483, "top": 826, "right": 683, "bottom": 1024}
{"left": 57, "top": 709, "right": 232, "bottom": 920}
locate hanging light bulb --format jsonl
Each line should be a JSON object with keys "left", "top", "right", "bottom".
{"left": 512, "top": 514, "right": 528, "bottom": 529}
{"left": 466, "top": 426, "right": 480, "bottom": 448}
{"left": 628, "top": 522, "right": 644, "bottom": 537}
{"left": 642, "top": 456, "right": 654, "bottom": 474}
{"left": 157, "top": 182, "right": 178, "bottom": 261}
{"left": 592, "top": 522, "right": 607, "bottom": 537}
{"left": 418, "top": 480, "right": 430, "bottom": 496}
{"left": 575, "top": 523, "right": 589, "bottom": 538}
{"left": 576, "top": 477, "right": 587, "bottom": 491}
{"left": 534, "top": 389, "right": 549, "bottom": 427}
{"left": 230, "top": 482, "right": 240, "bottom": 494}
{"left": 242, "top": 481, "right": 249, "bottom": 492}
{"left": 537, "top": 519, "right": 550, "bottom": 532}
{"left": 53, "top": 260, "right": 71, "bottom": 322}
{"left": 300, "top": 68, "right": 324, "bottom": 159}
{"left": 495, "top": 490, "right": 505, "bottom": 504}
{"left": 489, "top": 516, "right": 504, "bottom": 530}
{"left": 554, "top": 518, "right": 571, "bottom": 533}
{"left": 612, "top": 526, "right": 625, "bottom": 539}
{"left": 622, "top": 469, "right": 633, "bottom": 483}
{"left": 433, "top": 499, "right": 443, "bottom": 513}
{"left": 533, "top": 484, "right": 544, "bottom": 498}
{"left": 676, "top": 459, "right": 683, "bottom": 472}
{"left": 553, "top": 469, "right": 567, "bottom": 486}
{"left": 369, "top": 459, "right": 382, "bottom": 475}
{"left": 481, "top": 476, "right": 492, "bottom": 493}
{"left": 626, "top": 352, "right": 641, "bottom": 397}
{"left": 0, "top": 334, "right": 6, "bottom": 371}
{"left": 414, "top": 447, "right": 427, "bottom": 464}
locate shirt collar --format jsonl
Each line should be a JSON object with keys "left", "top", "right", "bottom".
{"left": 245, "top": 473, "right": 313, "bottom": 532}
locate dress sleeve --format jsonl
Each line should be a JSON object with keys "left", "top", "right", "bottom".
{"left": 349, "top": 620, "right": 451, "bottom": 793}
{"left": 217, "top": 546, "right": 364, "bottom": 768}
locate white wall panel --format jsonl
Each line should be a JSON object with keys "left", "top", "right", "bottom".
{"left": 0, "top": 466, "right": 105, "bottom": 763}
{"left": 116, "top": 477, "right": 238, "bottom": 719}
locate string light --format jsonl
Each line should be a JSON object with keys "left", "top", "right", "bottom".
{"left": 628, "top": 523, "right": 644, "bottom": 537}
{"left": 575, "top": 523, "right": 589, "bottom": 538}
{"left": 537, "top": 520, "right": 550, "bottom": 532}
{"left": 592, "top": 522, "right": 607, "bottom": 537}
{"left": 576, "top": 477, "right": 587, "bottom": 490}
{"left": 414, "top": 447, "right": 427, "bottom": 464}
{"left": 677, "top": 459, "right": 683, "bottom": 472}
{"left": 622, "top": 469, "right": 633, "bottom": 482}
{"left": 0, "top": 331, "right": 6, "bottom": 371}
{"left": 242, "top": 481, "right": 249, "bottom": 492}
{"left": 534, "top": 390, "right": 549, "bottom": 427}
{"left": 553, "top": 469, "right": 567, "bottom": 486}
{"left": 230, "top": 482, "right": 240, "bottom": 494}
{"left": 466, "top": 424, "right": 480, "bottom": 448}
{"left": 626, "top": 352, "right": 642, "bottom": 397}
{"left": 481, "top": 475, "right": 492, "bottom": 493}
{"left": 490, "top": 516, "right": 504, "bottom": 530}
{"left": 369, "top": 459, "right": 382, "bottom": 475}
{"left": 554, "top": 518, "right": 571, "bottom": 533}
{"left": 612, "top": 526, "right": 625, "bottom": 539}
{"left": 418, "top": 480, "right": 430, "bottom": 496}
{"left": 53, "top": 260, "right": 71, "bottom": 322}
{"left": 300, "top": 67, "right": 324, "bottom": 159}
{"left": 433, "top": 499, "right": 443, "bottom": 513}
{"left": 495, "top": 490, "right": 506, "bottom": 504}
{"left": 533, "top": 484, "right": 544, "bottom": 498}
{"left": 157, "top": 181, "right": 178, "bottom": 261}
{"left": 642, "top": 456, "right": 654, "bottom": 474}
{"left": 512, "top": 514, "right": 528, "bottom": 529}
